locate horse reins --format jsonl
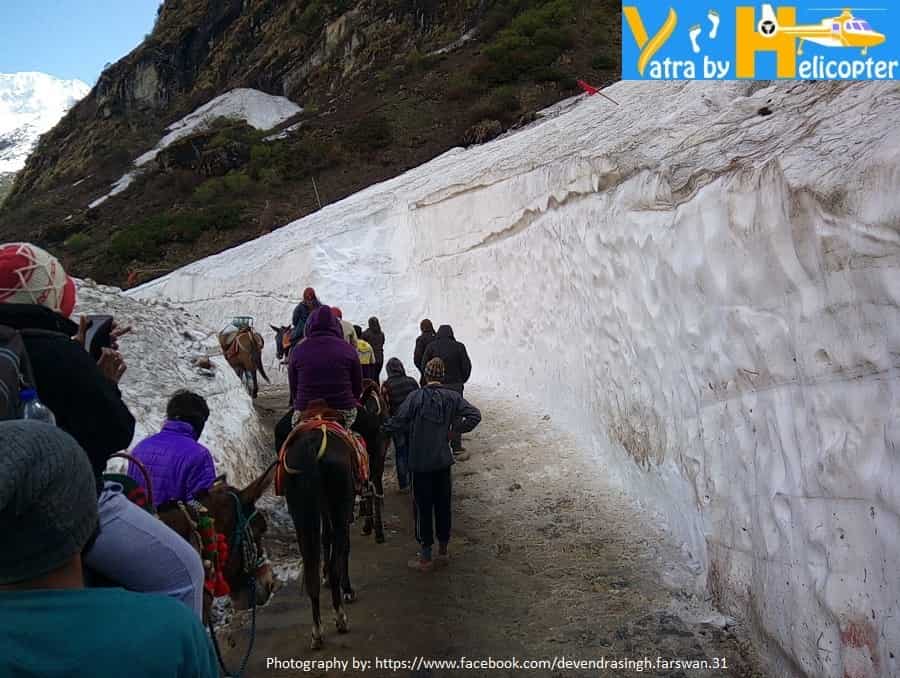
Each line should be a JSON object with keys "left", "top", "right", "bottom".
{"left": 109, "top": 452, "right": 154, "bottom": 508}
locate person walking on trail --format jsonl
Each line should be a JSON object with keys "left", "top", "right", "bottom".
{"left": 361, "top": 316, "right": 385, "bottom": 383}
{"left": 0, "top": 242, "right": 205, "bottom": 619}
{"left": 290, "top": 287, "right": 321, "bottom": 345}
{"left": 381, "top": 357, "right": 419, "bottom": 493}
{"left": 330, "top": 307, "right": 358, "bottom": 346}
{"left": 0, "top": 421, "right": 218, "bottom": 678}
{"left": 413, "top": 319, "right": 437, "bottom": 385}
{"left": 353, "top": 324, "right": 378, "bottom": 382}
{"left": 421, "top": 324, "right": 473, "bottom": 456}
{"left": 127, "top": 391, "right": 216, "bottom": 508}
{"left": 289, "top": 305, "right": 362, "bottom": 430}
{"left": 384, "top": 358, "right": 481, "bottom": 573}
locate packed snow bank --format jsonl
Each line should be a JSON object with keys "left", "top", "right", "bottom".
{"left": 74, "top": 281, "right": 269, "bottom": 486}
{"left": 88, "top": 88, "right": 301, "bottom": 209}
{"left": 131, "top": 80, "right": 900, "bottom": 678}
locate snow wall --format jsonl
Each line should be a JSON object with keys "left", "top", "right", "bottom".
{"left": 131, "top": 80, "right": 900, "bottom": 678}
{"left": 75, "top": 281, "right": 268, "bottom": 487}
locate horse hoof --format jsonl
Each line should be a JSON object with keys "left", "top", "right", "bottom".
{"left": 311, "top": 628, "right": 323, "bottom": 650}
{"left": 343, "top": 590, "right": 357, "bottom": 603}
{"left": 375, "top": 532, "right": 385, "bottom": 544}
{"left": 335, "top": 611, "right": 350, "bottom": 634}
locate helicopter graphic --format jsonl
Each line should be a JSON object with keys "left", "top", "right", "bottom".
{"left": 757, "top": 5, "right": 886, "bottom": 55}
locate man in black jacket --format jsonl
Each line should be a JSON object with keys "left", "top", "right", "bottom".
{"left": 381, "top": 357, "right": 419, "bottom": 492}
{"left": 413, "top": 319, "right": 437, "bottom": 385}
{"left": 421, "top": 324, "right": 472, "bottom": 453}
{"left": 384, "top": 357, "right": 481, "bottom": 572}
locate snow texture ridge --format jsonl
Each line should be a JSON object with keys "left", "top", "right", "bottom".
{"left": 89, "top": 88, "right": 301, "bottom": 209}
{"left": 130, "top": 80, "right": 900, "bottom": 678}
{"left": 0, "top": 72, "right": 90, "bottom": 173}
{"left": 74, "top": 280, "right": 269, "bottom": 487}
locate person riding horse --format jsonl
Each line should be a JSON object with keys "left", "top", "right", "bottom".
{"left": 290, "top": 287, "right": 321, "bottom": 346}
{"left": 289, "top": 305, "right": 362, "bottom": 429}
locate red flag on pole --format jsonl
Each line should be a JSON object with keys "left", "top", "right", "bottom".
{"left": 577, "top": 79, "right": 599, "bottom": 95}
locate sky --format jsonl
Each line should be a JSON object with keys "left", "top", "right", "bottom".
{"left": 1, "top": 0, "right": 161, "bottom": 85}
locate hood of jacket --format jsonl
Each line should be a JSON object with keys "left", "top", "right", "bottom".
{"left": 436, "top": 325, "right": 454, "bottom": 340}
{"left": 307, "top": 305, "right": 342, "bottom": 338}
{"left": 386, "top": 357, "right": 406, "bottom": 378}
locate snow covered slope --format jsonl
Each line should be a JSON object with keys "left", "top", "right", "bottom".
{"left": 75, "top": 281, "right": 269, "bottom": 486}
{"left": 131, "top": 80, "right": 900, "bottom": 678}
{"left": 88, "top": 89, "right": 301, "bottom": 209}
{"left": 0, "top": 72, "right": 89, "bottom": 173}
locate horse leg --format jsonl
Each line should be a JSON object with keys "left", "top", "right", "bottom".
{"left": 252, "top": 367, "right": 259, "bottom": 399}
{"left": 330, "top": 519, "right": 350, "bottom": 632}
{"left": 372, "top": 448, "right": 386, "bottom": 543}
{"left": 321, "top": 513, "right": 333, "bottom": 587}
{"left": 286, "top": 489, "right": 323, "bottom": 650}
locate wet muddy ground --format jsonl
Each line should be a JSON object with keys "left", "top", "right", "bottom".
{"left": 217, "top": 385, "right": 765, "bottom": 678}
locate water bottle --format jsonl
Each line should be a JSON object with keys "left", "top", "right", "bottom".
{"left": 20, "top": 389, "right": 56, "bottom": 425}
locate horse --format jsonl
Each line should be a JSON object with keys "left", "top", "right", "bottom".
{"left": 157, "top": 464, "right": 277, "bottom": 620}
{"left": 280, "top": 414, "right": 356, "bottom": 650}
{"left": 219, "top": 328, "right": 270, "bottom": 399}
{"left": 352, "top": 380, "right": 389, "bottom": 543}
{"left": 270, "top": 325, "right": 293, "bottom": 367}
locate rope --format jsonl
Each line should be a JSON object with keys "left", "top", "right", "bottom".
{"left": 209, "top": 577, "right": 257, "bottom": 678}
{"left": 109, "top": 452, "right": 154, "bottom": 508}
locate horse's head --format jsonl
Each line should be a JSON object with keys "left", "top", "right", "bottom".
{"left": 200, "top": 464, "right": 277, "bottom": 609}
{"left": 270, "top": 325, "right": 292, "bottom": 362}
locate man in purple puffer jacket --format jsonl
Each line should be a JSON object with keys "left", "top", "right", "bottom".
{"left": 289, "top": 305, "right": 363, "bottom": 429}
{"left": 128, "top": 391, "right": 216, "bottom": 508}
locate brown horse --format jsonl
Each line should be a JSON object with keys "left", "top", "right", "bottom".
{"left": 158, "top": 464, "right": 277, "bottom": 620}
{"left": 219, "top": 328, "right": 270, "bottom": 399}
{"left": 352, "top": 380, "right": 389, "bottom": 543}
{"left": 281, "top": 421, "right": 356, "bottom": 650}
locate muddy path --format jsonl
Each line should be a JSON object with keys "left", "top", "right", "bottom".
{"left": 217, "top": 385, "right": 765, "bottom": 678}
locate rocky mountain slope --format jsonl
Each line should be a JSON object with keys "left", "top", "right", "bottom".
{"left": 0, "top": 0, "right": 620, "bottom": 286}
{"left": 0, "top": 72, "right": 89, "bottom": 204}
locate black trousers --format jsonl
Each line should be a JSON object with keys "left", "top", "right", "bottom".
{"left": 412, "top": 467, "right": 452, "bottom": 549}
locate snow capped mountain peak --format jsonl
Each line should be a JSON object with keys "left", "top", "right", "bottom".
{"left": 0, "top": 72, "right": 90, "bottom": 173}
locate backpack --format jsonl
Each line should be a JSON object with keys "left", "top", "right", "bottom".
{"left": 0, "top": 325, "right": 35, "bottom": 420}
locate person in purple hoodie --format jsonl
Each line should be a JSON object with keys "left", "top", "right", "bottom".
{"left": 289, "top": 305, "right": 363, "bottom": 429}
{"left": 127, "top": 391, "right": 216, "bottom": 508}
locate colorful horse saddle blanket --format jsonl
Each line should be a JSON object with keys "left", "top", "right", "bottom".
{"left": 276, "top": 413, "right": 369, "bottom": 497}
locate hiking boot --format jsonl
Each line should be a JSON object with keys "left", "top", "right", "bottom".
{"left": 435, "top": 543, "right": 450, "bottom": 566}
{"left": 453, "top": 450, "right": 470, "bottom": 462}
{"left": 407, "top": 556, "right": 434, "bottom": 573}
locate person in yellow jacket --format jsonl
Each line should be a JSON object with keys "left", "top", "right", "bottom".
{"left": 353, "top": 324, "right": 378, "bottom": 381}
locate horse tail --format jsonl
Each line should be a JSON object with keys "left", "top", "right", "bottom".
{"left": 283, "top": 430, "right": 324, "bottom": 590}
{"left": 253, "top": 341, "right": 270, "bottom": 384}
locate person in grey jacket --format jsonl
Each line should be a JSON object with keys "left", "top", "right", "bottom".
{"left": 384, "top": 357, "right": 481, "bottom": 572}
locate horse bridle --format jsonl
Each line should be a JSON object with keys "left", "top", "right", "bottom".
{"left": 226, "top": 490, "right": 268, "bottom": 577}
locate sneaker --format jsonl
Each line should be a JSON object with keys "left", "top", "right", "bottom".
{"left": 407, "top": 556, "right": 435, "bottom": 573}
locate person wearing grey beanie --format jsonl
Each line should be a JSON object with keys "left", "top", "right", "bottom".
{"left": 0, "top": 421, "right": 218, "bottom": 678}
{"left": 0, "top": 421, "right": 99, "bottom": 586}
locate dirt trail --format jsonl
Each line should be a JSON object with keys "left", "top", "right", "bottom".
{"left": 217, "top": 385, "right": 765, "bottom": 678}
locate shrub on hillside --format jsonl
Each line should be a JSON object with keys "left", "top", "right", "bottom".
{"left": 64, "top": 233, "right": 91, "bottom": 253}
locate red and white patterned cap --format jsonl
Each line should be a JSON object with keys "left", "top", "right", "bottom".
{"left": 0, "top": 243, "right": 76, "bottom": 318}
